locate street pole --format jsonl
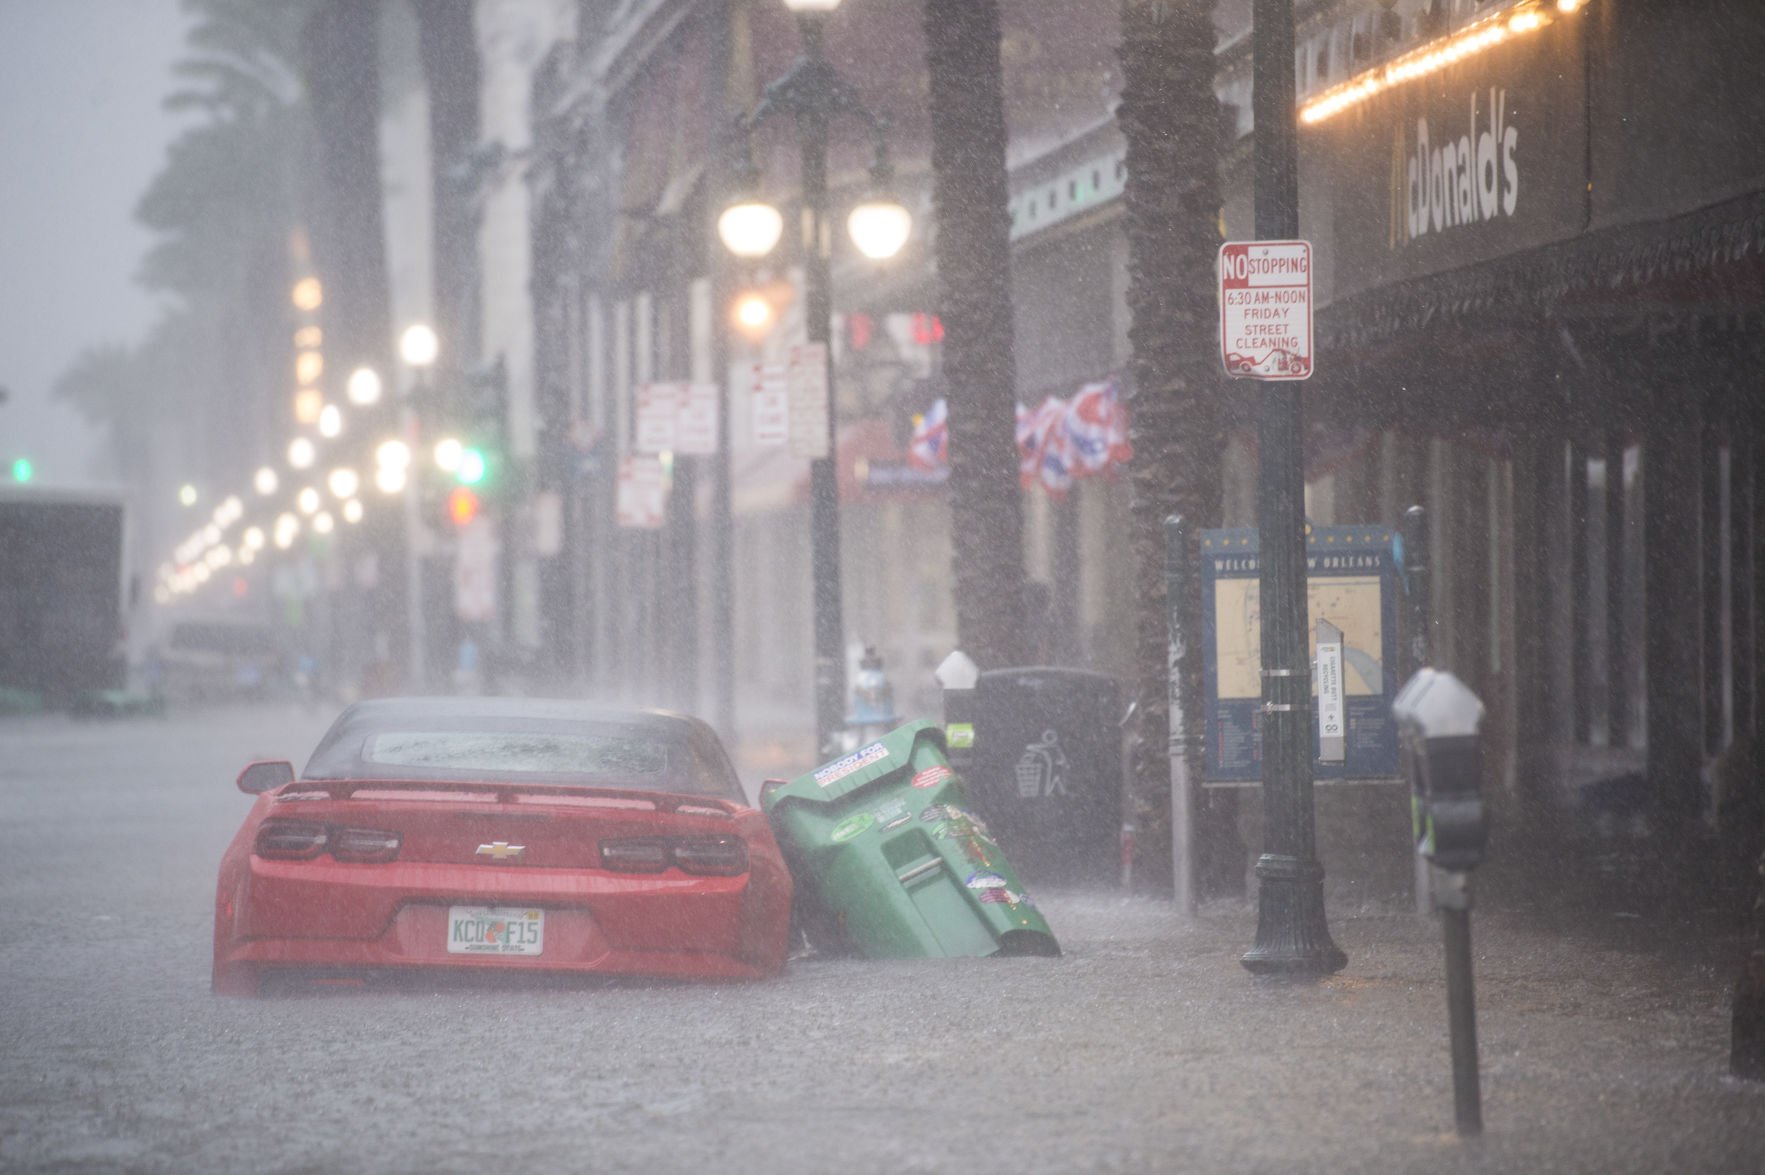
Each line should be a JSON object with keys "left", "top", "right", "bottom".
{"left": 718, "top": 1, "right": 907, "bottom": 757}
{"left": 710, "top": 274, "right": 737, "bottom": 742}
{"left": 401, "top": 380, "right": 427, "bottom": 692}
{"left": 1241, "top": 0, "right": 1345, "bottom": 976}
{"left": 797, "top": 15, "right": 846, "bottom": 758}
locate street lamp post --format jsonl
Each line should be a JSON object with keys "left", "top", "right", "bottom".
{"left": 1241, "top": 0, "right": 1345, "bottom": 977}
{"left": 398, "top": 324, "right": 439, "bottom": 692}
{"left": 718, "top": 0, "right": 910, "bottom": 757}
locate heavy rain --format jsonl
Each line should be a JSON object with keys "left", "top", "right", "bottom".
{"left": 2, "top": 0, "right": 1764, "bottom": 1171}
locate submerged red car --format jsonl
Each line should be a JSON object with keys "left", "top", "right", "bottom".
{"left": 213, "top": 698, "right": 792, "bottom": 995}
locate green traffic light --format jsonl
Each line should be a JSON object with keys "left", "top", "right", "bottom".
{"left": 456, "top": 447, "right": 488, "bottom": 486}
{"left": 10, "top": 457, "right": 32, "bottom": 484}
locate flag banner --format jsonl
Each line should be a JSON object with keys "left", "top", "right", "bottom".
{"left": 914, "top": 376, "right": 1130, "bottom": 495}
{"left": 907, "top": 398, "right": 948, "bottom": 470}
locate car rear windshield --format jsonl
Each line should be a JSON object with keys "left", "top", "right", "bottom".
{"left": 364, "top": 731, "right": 667, "bottom": 778}
{"left": 303, "top": 715, "right": 742, "bottom": 800}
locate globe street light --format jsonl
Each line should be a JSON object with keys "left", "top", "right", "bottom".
{"left": 717, "top": 201, "right": 786, "bottom": 259}
{"left": 720, "top": 0, "right": 911, "bottom": 755}
{"left": 847, "top": 197, "right": 913, "bottom": 261}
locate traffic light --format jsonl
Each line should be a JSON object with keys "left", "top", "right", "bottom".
{"left": 456, "top": 446, "right": 488, "bottom": 486}
{"left": 10, "top": 456, "right": 32, "bottom": 484}
{"left": 447, "top": 486, "right": 481, "bottom": 527}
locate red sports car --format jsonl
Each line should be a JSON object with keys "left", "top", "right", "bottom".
{"left": 213, "top": 698, "right": 792, "bottom": 995}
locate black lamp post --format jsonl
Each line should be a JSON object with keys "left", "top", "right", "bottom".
{"left": 1241, "top": 0, "right": 1345, "bottom": 977}
{"left": 718, "top": 0, "right": 911, "bottom": 757}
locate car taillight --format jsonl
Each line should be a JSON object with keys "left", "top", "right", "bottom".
{"left": 255, "top": 820, "right": 328, "bottom": 860}
{"left": 330, "top": 826, "right": 401, "bottom": 863}
{"left": 600, "top": 839, "right": 671, "bottom": 872}
{"left": 671, "top": 836, "right": 749, "bottom": 876}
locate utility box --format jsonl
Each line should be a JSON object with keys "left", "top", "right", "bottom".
{"left": 966, "top": 668, "right": 1125, "bottom": 888}
{"left": 763, "top": 720, "right": 1059, "bottom": 959}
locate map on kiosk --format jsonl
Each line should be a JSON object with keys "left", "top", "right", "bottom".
{"left": 1199, "top": 526, "right": 1402, "bottom": 784}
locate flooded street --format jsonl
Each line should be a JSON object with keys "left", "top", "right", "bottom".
{"left": 0, "top": 707, "right": 1759, "bottom": 1173}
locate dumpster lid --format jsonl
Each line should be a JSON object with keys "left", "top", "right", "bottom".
{"left": 767, "top": 720, "right": 945, "bottom": 808}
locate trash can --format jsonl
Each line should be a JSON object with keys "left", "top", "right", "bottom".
{"left": 966, "top": 667, "right": 1125, "bottom": 888}
{"left": 763, "top": 720, "right": 1059, "bottom": 959}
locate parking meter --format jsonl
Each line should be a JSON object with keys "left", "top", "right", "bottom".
{"left": 1392, "top": 666, "right": 1488, "bottom": 1137}
{"left": 1392, "top": 668, "right": 1487, "bottom": 874}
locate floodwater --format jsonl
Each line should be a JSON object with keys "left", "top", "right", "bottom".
{"left": 2, "top": 705, "right": 1761, "bottom": 1173}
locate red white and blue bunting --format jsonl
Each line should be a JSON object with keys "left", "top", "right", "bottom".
{"left": 908, "top": 377, "right": 1132, "bottom": 496}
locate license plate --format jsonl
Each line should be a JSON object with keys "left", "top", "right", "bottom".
{"left": 446, "top": 906, "right": 545, "bottom": 956}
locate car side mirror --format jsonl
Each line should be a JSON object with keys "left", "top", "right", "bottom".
{"left": 237, "top": 760, "right": 295, "bottom": 794}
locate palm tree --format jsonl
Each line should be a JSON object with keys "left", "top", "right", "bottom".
{"left": 1116, "top": 0, "right": 1231, "bottom": 895}
{"left": 924, "top": 0, "right": 1028, "bottom": 671}
{"left": 301, "top": 0, "right": 391, "bottom": 376}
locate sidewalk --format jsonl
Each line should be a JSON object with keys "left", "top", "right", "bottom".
{"left": 946, "top": 883, "right": 1765, "bottom": 1173}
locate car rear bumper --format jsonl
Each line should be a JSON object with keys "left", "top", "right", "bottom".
{"left": 214, "top": 858, "right": 790, "bottom": 994}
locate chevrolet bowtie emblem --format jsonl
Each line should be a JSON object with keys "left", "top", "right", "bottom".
{"left": 475, "top": 841, "right": 527, "bottom": 861}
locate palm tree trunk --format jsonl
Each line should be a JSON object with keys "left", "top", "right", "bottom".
{"left": 302, "top": 0, "right": 391, "bottom": 375}
{"left": 925, "top": 0, "right": 1027, "bottom": 671}
{"left": 1117, "top": 0, "right": 1233, "bottom": 895}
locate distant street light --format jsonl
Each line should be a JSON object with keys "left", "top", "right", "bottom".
{"left": 295, "top": 350, "right": 324, "bottom": 388}
{"left": 273, "top": 513, "right": 299, "bottom": 549}
{"left": 399, "top": 324, "right": 439, "bottom": 369}
{"left": 433, "top": 436, "right": 463, "bottom": 473}
{"left": 288, "top": 437, "right": 316, "bottom": 470}
{"left": 347, "top": 366, "right": 383, "bottom": 407}
{"left": 254, "top": 466, "right": 279, "bottom": 496}
{"left": 733, "top": 291, "right": 775, "bottom": 339}
{"left": 342, "top": 499, "right": 364, "bottom": 525}
{"left": 297, "top": 487, "right": 321, "bottom": 515}
{"left": 327, "top": 467, "right": 359, "bottom": 500}
{"left": 294, "top": 388, "right": 324, "bottom": 425}
{"left": 178, "top": 484, "right": 198, "bottom": 507}
{"left": 318, "top": 403, "right": 343, "bottom": 439}
{"left": 291, "top": 278, "right": 322, "bottom": 312}
{"left": 375, "top": 464, "right": 408, "bottom": 494}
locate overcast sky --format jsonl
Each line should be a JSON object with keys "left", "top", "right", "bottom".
{"left": 0, "top": 0, "right": 189, "bottom": 487}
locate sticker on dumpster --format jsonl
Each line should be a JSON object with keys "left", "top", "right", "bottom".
{"left": 1015, "top": 729, "right": 1072, "bottom": 799}
{"left": 872, "top": 797, "right": 913, "bottom": 830}
{"left": 945, "top": 723, "right": 974, "bottom": 750}
{"left": 911, "top": 765, "right": 953, "bottom": 790}
{"left": 830, "top": 812, "right": 875, "bottom": 843}
{"left": 977, "top": 887, "right": 1028, "bottom": 907}
{"left": 813, "top": 741, "right": 890, "bottom": 786}
{"left": 921, "top": 803, "right": 966, "bottom": 824}
{"left": 965, "top": 870, "right": 1009, "bottom": 890}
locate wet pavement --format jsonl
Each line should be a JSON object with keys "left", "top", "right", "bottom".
{"left": 2, "top": 704, "right": 1762, "bottom": 1173}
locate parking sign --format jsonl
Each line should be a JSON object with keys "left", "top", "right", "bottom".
{"left": 1219, "top": 240, "right": 1313, "bottom": 381}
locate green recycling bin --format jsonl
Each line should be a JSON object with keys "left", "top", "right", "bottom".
{"left": 763, "top": 720, "right": 1059, "bottom": 959}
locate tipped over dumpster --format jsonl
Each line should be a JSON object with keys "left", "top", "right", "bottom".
{"left": 762, "top": 720, "right": 1059, "bottom": 959}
